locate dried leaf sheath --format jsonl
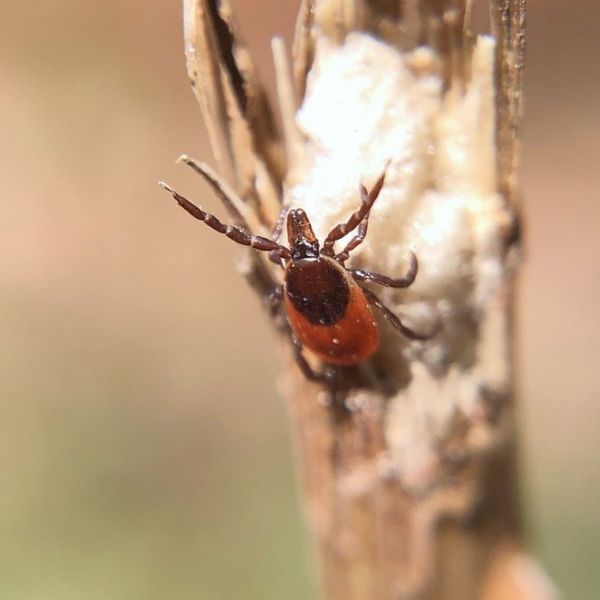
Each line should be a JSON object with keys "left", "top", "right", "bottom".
{"left": 182, "top": 0, "right": 283, "bottom": 225}
{"left": 490, "top": 0, "right": 527, "bottom": 204}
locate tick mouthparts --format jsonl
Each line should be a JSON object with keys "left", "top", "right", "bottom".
{"left": 287, "top": 208, "right": 319, "bottom": 259}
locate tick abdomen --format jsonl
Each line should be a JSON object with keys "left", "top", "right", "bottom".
{"left": 284, "top": 256, "right": 379, "bottom": 365}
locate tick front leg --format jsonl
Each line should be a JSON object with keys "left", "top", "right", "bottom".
{"left": 335, "top": 186, "right": 370, "bottom": 263}
{"left": 361, "top": 287, "right": 430, "bottom": 341}
{"left": 268, "top": 206, "right": 290, "bottom": 268}
{"left": 159, "top": 183, "right": 291, "bottom": 258}
{"left": 350, "top": 251, "right": 418, "bottom": 288}
{"left": 321, "top": 168, "right": 387, "bottom": 256}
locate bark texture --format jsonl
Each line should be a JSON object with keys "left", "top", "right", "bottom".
{"left": 178, "top": 1, "right": 557, "bottom": 598}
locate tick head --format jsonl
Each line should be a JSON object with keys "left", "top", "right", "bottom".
{"left": 287, "top": 208, "right": 319, "bottom": 261}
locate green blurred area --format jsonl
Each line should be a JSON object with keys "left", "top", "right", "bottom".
{"left": 1, "top": 1, "right": 599, "bottom": 598}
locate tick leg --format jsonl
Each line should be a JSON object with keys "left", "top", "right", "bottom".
{"left": 322, "top": 168, "right": 386, "bottom": 256}
{"left": 268, "top": 206, "right": 290, "bottom": 268}
{"left": 268, "top": 250, "right": 286, "bottom": 268}
{"left": 361, "top": 287, "right": 430, "bottom": 341}
{"left": 160, "top": 182, "right": 291, "bottom": 259}
{"left": 178, "top": 156, "right": 288, "bottom": 269}
{"left": 165, "top": 161, "right": 286, "bottom": 305}
{"left": 349, "top": 251, "right": 418, "bottom": 288}
{"left": 335, "top": 187, "right": 370, "bottom": 263}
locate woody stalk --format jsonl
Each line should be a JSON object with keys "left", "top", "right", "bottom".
{"left": 178, "top": 1, "right": 557, "bottom": 598}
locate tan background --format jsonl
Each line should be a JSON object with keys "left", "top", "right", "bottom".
{"left": 1, "top": 1, "right": 598, "bottom": 598}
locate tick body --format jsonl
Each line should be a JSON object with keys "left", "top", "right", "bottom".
{"left": 284, "top": 256, "right": 379, "bottom": 365}
{"left": 160, "top": 164, "right": 430, "bottom": 382}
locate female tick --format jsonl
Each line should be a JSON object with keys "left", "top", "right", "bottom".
{"left": 160, "top": 168, "right": 428, "bottom": 381}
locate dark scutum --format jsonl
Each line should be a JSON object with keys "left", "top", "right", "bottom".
{"left": 285, "top": 258, "right": 350, "bottom": 326}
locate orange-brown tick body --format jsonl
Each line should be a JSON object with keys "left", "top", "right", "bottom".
{"left": 161, "top": 166, "right": 429, "bottom": 382}
{"left": 284, "top": 256, "right": 379, "bottom": 365}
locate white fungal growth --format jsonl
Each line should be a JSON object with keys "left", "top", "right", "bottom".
{"left": 285, "top": 33, "right": 511, "bottom": 491}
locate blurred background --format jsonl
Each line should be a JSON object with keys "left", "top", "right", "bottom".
{"left": 1, "top": 1, "right": 598, "bottom": 598}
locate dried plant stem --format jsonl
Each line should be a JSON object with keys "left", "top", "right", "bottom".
{"left": 178, "top": 1, "right": 557, "bottom": 598}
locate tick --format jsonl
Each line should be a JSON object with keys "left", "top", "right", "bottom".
{"left": 160, "top": 167, "right": 428, "bottom": 382}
